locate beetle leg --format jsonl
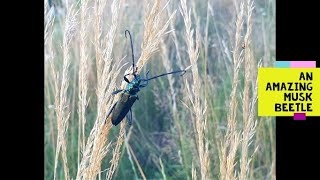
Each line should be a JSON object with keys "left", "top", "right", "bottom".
{"left": 139, "top": 70, "right": 150, "bottom": 88}
{"left": 105, "top": 102, "right": 117, "bottom": 124}
{"left": 126, "top": 108, "right": 133, "bottom": 126}
{"left": 139, "top": 83, "right": 147, "bottom": 88}
{"left": 124, "top": 74, "right": 130, "bottom": 83}
{"left": 130, "top": 94, "right": 139, "bottom": 100}
{"left": 139, "top": 81, "right": 148, "bottom": 87}
{"left": 146, "top": 70, "right": 150, "bottom": 78}
{"left": 112, "top": 89, "right": 123, "bottom": 95}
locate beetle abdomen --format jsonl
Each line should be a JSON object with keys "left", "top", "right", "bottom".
{"left": 111, "top": 93, "right": 137, "bottom": 126}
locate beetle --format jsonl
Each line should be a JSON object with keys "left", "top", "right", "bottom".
{"left": 106, "top": 30, "right": 190, "bottom": 126}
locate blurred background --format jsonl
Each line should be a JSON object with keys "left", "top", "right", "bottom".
{"left": 45, "top": 0, "right": 275, "bottom": 179}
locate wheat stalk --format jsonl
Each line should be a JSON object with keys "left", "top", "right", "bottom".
{"left": 78, "top": 0, "right": 90, "bottom": 167}
{"left": 219, "top": 1, "right": 245, "bottom": 180}
{"left": 239, "top": 1, "right": 258, "bottom": 180}
{"left": 105, "top": 123, "right": 125, "bottom": 180}
{"left": 53, "top": 4, "right": 78, "bottom": 180}
{"left": 180, "top": 0, "right": 210, "bottom": 179}
{"left": 133, "top": 0, "right": 177, "bottom": 75}
{"left": 76, "top": 0, "right": 122, "bottom": 179}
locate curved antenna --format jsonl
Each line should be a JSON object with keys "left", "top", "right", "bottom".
{"left": 125, "top": 30, "right": 135, "bottom": 74}
{"left": 143, "top": 65, "right": 192, "bottom": 82}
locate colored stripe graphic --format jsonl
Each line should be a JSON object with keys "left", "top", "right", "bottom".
{"left": 290, "top": 61, "right": 316, "bottom": 68}
{"left": 293, "top": 113, "right": 306, "bottom": 120}
{"left": 275, "top": 61, "right": 290, "bottom": 68}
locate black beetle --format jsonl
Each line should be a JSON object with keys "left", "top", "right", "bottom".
{"left": 106, "top": 30, "right": 190, "bottom": 126}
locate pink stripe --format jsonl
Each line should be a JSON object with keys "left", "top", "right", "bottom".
{"left": 290, "top": 61, "right": 316, "bottom": 68}
{"left": 293, "top": 113, "right": 306, "bottom": 120}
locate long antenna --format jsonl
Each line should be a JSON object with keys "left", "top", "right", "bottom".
{"left": 125, "top": 30, "right": 135, "bottom": 74}
{"left": 145, "top": 65, "right": 192, "bottom": 81}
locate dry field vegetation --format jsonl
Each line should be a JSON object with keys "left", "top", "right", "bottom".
{"left": 44, "top": 0, "right": 275, "bottom": 179}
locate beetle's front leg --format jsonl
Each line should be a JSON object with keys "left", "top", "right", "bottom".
{"left": 124, "top": 73, "right": 131, "bottom": 83}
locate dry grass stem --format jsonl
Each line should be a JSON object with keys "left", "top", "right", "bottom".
{"left": 52, "top": 5, "right": 78, "bottom": 180}
{"left": 180, "top": 0, "right": 210, "bottom": 179}
{"left": 219, "top": 1, "right": 245, "bottom": 180}
{"left": 78, "top": 0, "right": 90, "bottom": 167}
{"left": 239, "top": 1, "right": 257, "bottom": 180}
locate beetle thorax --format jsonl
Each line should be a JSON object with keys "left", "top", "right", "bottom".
{"left": 125, "top": 75, "right": 141, "bottom": 95}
